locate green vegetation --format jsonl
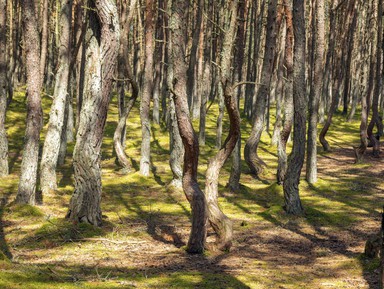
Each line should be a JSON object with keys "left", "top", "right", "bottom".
{"left": 0, "top": 91, "right": 381, "bottom": 288}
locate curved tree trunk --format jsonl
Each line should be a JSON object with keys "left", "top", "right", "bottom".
{"left": 277, "top": 0, "right": 293, "bottom": 185}
{"left": 40, "top": 0, "right": 73, "bottom": 194}
{"left": 171, "top": 0, "right": 207, "bottom": 254}
{"left": 205, "top": 0, "right": 239, "bottom": 251}
{"left": 306, "top": 0, "right": 325, "bottom": 184}
{"left": 244, "top": 0, "right": 278, "bottom": 177}
{"left": 0, "top": 0, "right": 8, "bottom": 176}
{"left": 67, "top": 0, "right": 119, "bottom": 226}
{"left": 15, "top": 1, "right": 43, "bottom": 205}
{"left": 283, "top": 0, "right": 306, "bottom": 215}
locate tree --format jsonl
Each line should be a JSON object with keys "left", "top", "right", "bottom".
{"left": 15, "top": 1, "right": 43, "bottom": 205}
{"left": 306, "top": 0, "right": 325, "bottom": 184}
{"left": 40, "top": 0, "right": 73, "bottom": 194}
{"left": 140, "top": 0, "right": 155, "bottom": 177}
{"left": 283, "top": 0, "right": 306, "bottom": 215}
{"left": 67, "top": 0, "right": 120, "bottom": 225}
{"left": 244, "top": 0, "right": 278, "bottom": 177}
{"left": 170, "top": 0, "right": 207, "bottom": 254}
{"left": 0, "top": 0, "right": 8, "bottom": 177}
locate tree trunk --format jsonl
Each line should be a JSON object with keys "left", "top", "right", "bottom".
{"left": 277, "top": 0, "right": 294, "bottom": 185}
{"left": 283, "top": 0, "right": 306, "bottom": 215}
{"left": 140, "top": 0, "right": 155, "bottom": 176}
{"left": 40, "top": 0, "right": 73, "bottom": 194}
{"left": 306, "top": 0, "right": 325, "bottom": 184}
{"left": 40, "top": 0, "right": 49, "bottom": 84}
{"left": 171, "top": 0, "right": 207, "bottom": 254}
{"left": 15, "top": 1, "right": 43, "bottom": 205}
{"left": 0, "top": 0, "right": 8, "bottom": 176}
{"left": 244, "top": 0, "right": 278, "bottom": 177}
{"left": 67, "top": 0, "right": 119, "bottom": 226}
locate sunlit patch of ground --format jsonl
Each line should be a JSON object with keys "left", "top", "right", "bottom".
{"left": 0, "top": 90, "right": 382, "bottom": 288}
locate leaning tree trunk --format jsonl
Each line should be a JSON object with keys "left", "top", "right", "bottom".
{"left": 114, "top": 0, "right": 139, "bottom": 171}
{"left": 306, "top": 0, "right": 325, "bottom": 184}
{"left": 171, "top": 0, "right": 207, "bottom": 254}
{"left": 15, "top": 1, "right": 43, "bottom": 205}
{"left": 140, "top": 0, "right": 155, "bottom": 177}
{"left": 277, "top": 0, "right": 293, "bottom": 185}
{"left": 40, "top": 0, "right": 73, "bottom": 194}
{"left": 283, "top": 0, "right": 306, "bottom": 215}
{"left": 67, "top": 0, "right": 119, "bottom": 226}
{"left": 205, "top": 0, "right": 240, "bottom": 251}
{"left": 244, "top": 0, "right": 278, "bottom": 177}
{"left": 0, "top": 0, "right": 8, "bottom": 176}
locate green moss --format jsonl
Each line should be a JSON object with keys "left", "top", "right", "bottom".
{"left": 9, "top": 204, "right": 44, "bottom": 218}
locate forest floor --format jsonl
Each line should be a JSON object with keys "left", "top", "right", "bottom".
{"left": 0, "top": 90, "right": 383, "bottom": 288}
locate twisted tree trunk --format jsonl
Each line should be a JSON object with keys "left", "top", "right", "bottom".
{"left": 67, "top": 0, "right": 119, "bottom": 225}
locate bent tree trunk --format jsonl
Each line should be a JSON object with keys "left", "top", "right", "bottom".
{"left": 67, "top": 0, "right": 119, "bottom": 226}
{"left": 283, "top": 0, "right": 306, "bottom": 215}
{"left": 15, "top": 1, "right": 43, "bottom": 205}
{"left": 205, "top": 0, "right": 239, "bottom": 251}
{"left": 0, "top": 0, "right": 8, "bottom": 176}
{"left": 40, "top": 0, "right": 73, "bottom": 194}
{"left": 244, "top": 0, "right": 278, "bottom": 177}
{"left": 114, "top": 0, "right": 139, "bottom": 171}
{"left": 171, "top": 0, "right": 207, "bottom": 254}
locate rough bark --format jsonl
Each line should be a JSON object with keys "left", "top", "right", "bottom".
{"left": 283, "top": 0, "right": 306, "bottom": 215}
{"left": 15, "top": 1, "right": 43, "bottom": 205}
{"left": 40, "top": 0, "right": 73, "bottom": 194}
{"left": 171, "top": 0, "right": 207, "bottom": 254}
{"left": 140, "top": 0, "right": 155, "bottom": 176}
{"left": 0, "top": 0, "right": 8, "bottom": 176}
{"left": 244, "top": 0, "right": 278, "bottom": 177}
{"left": 67, "top": 0, "right": 119, "bottom": 226}
{"left": 277, "top": 0, "right": 294, "bottom": 185}
{"left": 306, "top": 0, "right": 325, "bottom": 184}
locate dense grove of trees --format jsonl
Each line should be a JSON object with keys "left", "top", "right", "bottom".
{"left": 0, "top": 0, "right": 383, "bottom": 254}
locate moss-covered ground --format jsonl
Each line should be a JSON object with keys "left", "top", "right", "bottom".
{"left": 0, "top": 90, "right": 382, "bottom": 288}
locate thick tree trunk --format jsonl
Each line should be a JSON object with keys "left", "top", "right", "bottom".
{"left": 283, "top": 0, "right": 306, "bottom": 215}
{"left": 171, "top": 0, "right": 207, "bottom": 254}
{"left": 140, "top": 0, "right": 155, "bottom": 176}
{"left": 277, "top": 0, "right": 293, "bottom": 185}
{"left": 67, "top": 0, "right": 119, "bottom": 226}
{"left": 0, "top": 0, "right": 8, "bottom": 176}
{"left": 40, "top": 0, "right": 73, "bottom": 194}
{"left": 306, "top": 0, "right": 325, "bottom": 184}
{"left": 15, "top": 1, "right": 43, "bottom": 205}
{"left": 244, "top": 0, "right": 278, "bottom": 177}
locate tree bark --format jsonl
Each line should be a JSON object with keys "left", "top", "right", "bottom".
{"left": 40, "top": 0, "right": 49, "bottom": 84}
{"left": 40, "top": 0, "right": 73, "bottom": 194}
{"left": 15, "top": 1, "right": 43, "bottom": 205}
{"left": 283, "top": 0, "right": 306, "bottom": 215}
{"left": 244, "top": 0, "right": 278, "bottom": 177}
{"left": 171, "top": 0, "right": 207, "bottom": 254}
{"left": 0, "top": 0, "right": 8, "bottom": 176}
{"left": 140, "top": 0, "right": 155, "bottom": 176}
{"left": 306, "top": 0, "right": 325, "bottom": 184}
{"left": 67, "top": 0, "right": 119, "bottom": 226}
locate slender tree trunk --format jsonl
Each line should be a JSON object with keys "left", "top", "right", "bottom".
{"left": 40, "top": 0, "right": 49, "bottom": 84}
{"left": 67, "top": 0, "right": 119, "bottom": 225}
{"left": 171, "top": 0, "right": 207, "bottom": 254}
{"left": 140, "top": 0, "right": 155, "bottom": 176}
{"left": 244, "top": 0, "right": 278, "bottom": 177}
{"left": 306, "top": 0, "right": 325, "bottom": 184}
{"left": 283, "top": 0, "right": 306, "bottom": 215}
{"left": 15, "top": 1, "right": 43, "bottom": 205}
{"left": 277, "top": 0, "right": 294, "bottom": 185}
{"left": 0, "top": 0, "right": 8, "bottom": 176}
{"left": 40, "top": 0, "right": 73, "bottom": 194}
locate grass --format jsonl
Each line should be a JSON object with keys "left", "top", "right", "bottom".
{"left": 0, "top": 89, "right": 382, "bottom": 288}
